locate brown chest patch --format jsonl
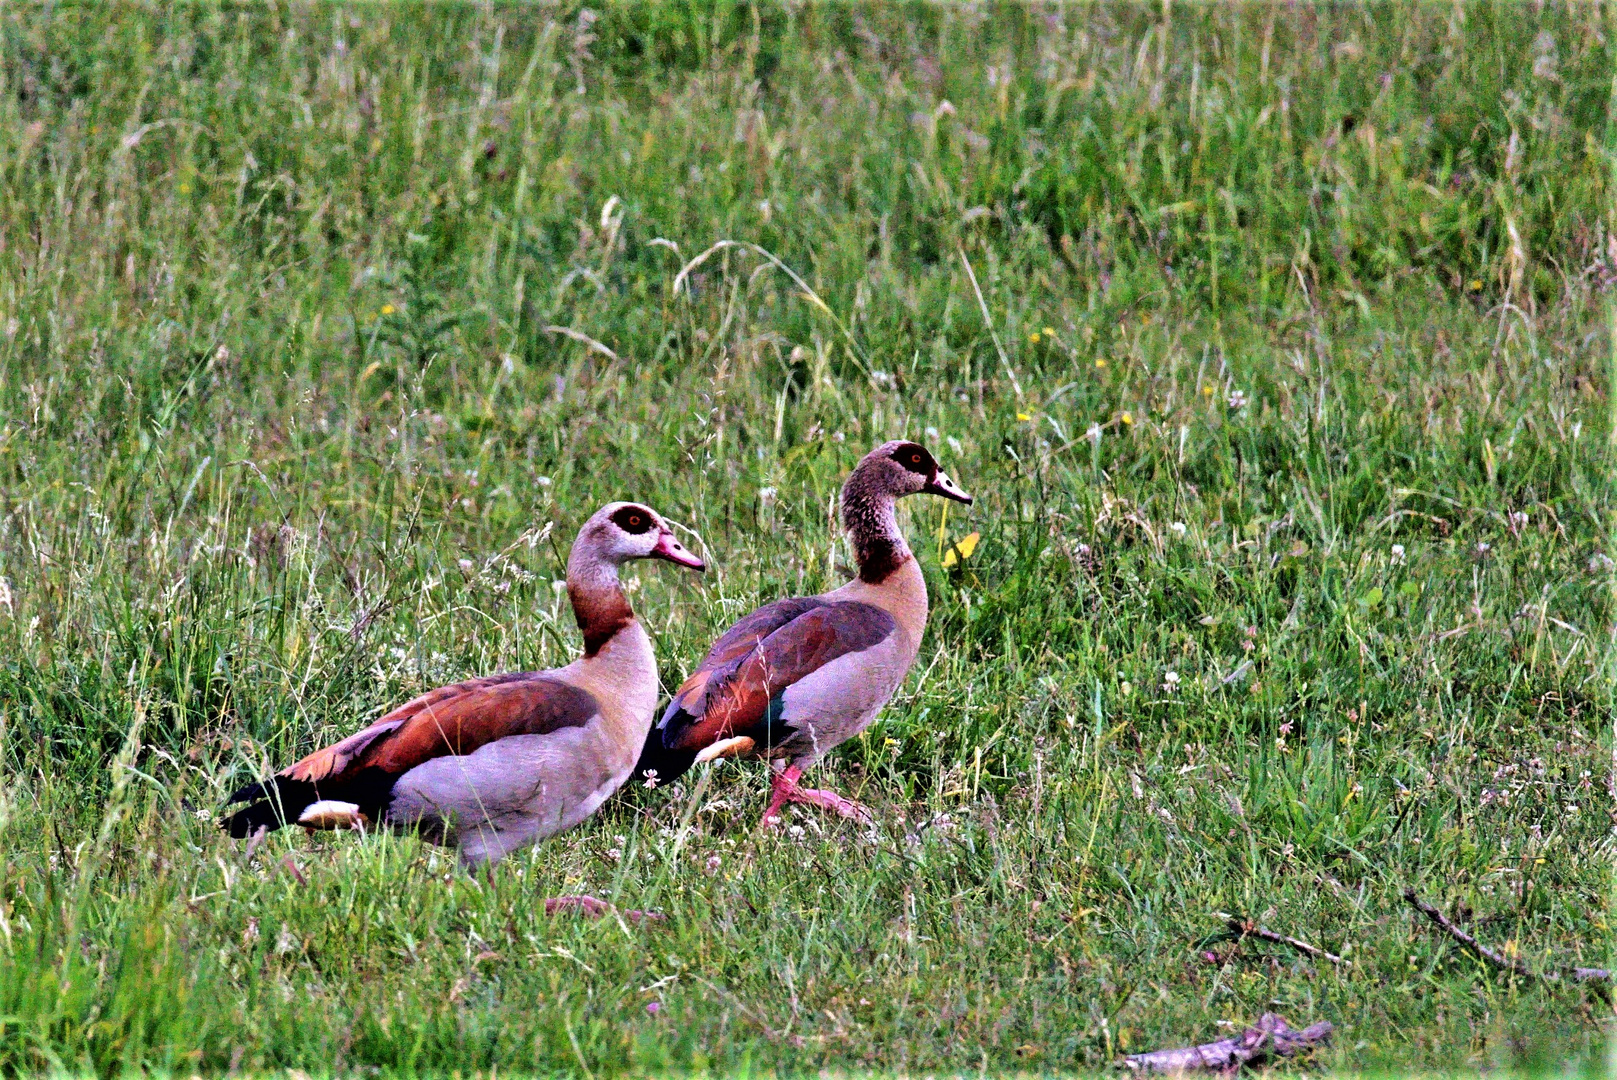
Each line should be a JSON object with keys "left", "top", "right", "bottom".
{"left": 856, "top": 536, "right": 911, "bottom": 583}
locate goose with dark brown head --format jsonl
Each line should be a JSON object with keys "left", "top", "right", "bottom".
{"left": 223, "top": 502, "right": 704, "bottom": 891}
{"left": 637, "top": 441, "right": 971, "bottom": 824}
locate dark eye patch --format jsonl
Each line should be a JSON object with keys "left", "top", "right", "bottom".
{"left": 610, "top": 506, "right": 655, "bottom": 534}
{"left": 890, "top": 442, "right": 935, "bottom": 475}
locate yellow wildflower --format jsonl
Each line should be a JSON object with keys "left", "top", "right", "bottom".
{"left": 1016, "top": 412, "right": 1032, "bottom": 422}
{"left": 1042, "top": 326, "right": 1055, "bottom": 336}
{"left": 1095, "top": 358, "right": 1107, "bottom": 369}
{"left": 1120, "top": 411, "right": 1134, "bottom": 426}
{"left": 381, "top": 304, "right": 396, "bottom": 316}
{"left": 941, "top": 531, "right": 980, "bottom": 568}
{"left": 1028, "top": 333, "right": 1041, "bottom": 344}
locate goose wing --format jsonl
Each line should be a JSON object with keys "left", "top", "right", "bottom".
{"left": 653, "top": 597, "right": 897, "bottom": 759}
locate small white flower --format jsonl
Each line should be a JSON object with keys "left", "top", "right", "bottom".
{"left": 757, "top": 487, "right": 777, "bottom": 507}
{"left": 704, "top": 854, "right": 722, "bottom": 876}
{"left": 1589, "top": 553, "right": 1615, "bottom": 572}
{"left": 1170, "top": 521, "right": 1187, "bottom": 537}
{"left": 1162, "top": 671, "right": 1180, "bottom": 692}
{"left": 947, "top": 436, "right": 963, "bottom": 456}
{"left": 787, "top": 824, "right": 805, "bottom": 839}
{"left": 1390, "top": 544, "right": 1406, "bottom": 563}
{"left": 536, "top": 475, "right": 552, "bottom": 487}
{"left": 925, "top": 426, "right": 940, "bottom": 442}
{"left": 1509, "top": 511, "right": 1528, "bottom": 529}
{"left": 1476, "top": 541, "right": 1491, "bottom": 555}
{"left": 551, "top": 579, "right": 569, "bottom": 594}
{"left": 1226, "top": 389, "right": 1248, "bottom": 409}
{"left": 605, "top": 847, "right": 622, "bottom": 862}
{"left": 871, "top": 370, "right": 895, "bottom": 389}
{"left": 832, "top": 431, "right": 845, "bottom": 443}
{"left": 458, "top": 558, "right": 474, "bottom": 572}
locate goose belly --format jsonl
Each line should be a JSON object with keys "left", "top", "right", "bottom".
{"left": 773, "top": 633, "right": 915, "bottom": 764}
{"left": 385, "top": 724, "right": 634, "bottom": 866}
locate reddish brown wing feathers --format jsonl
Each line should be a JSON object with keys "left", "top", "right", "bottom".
{"left": 283, "top": 673, "right": 600, "bottom": 788}
{"left": 660, "top": 600, "right": 896, "bottom": 751}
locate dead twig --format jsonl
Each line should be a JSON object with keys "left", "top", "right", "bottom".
{"left": 1404, "top": 889, "right": 1611, "bottom": 984}
{"left": 1124, "top": 1012, "right": 1333, "bottom": 1073}
{"left": 1222, "top": 915, "right": 1344, "bottom": 964}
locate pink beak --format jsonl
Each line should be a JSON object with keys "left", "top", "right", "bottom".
{"left": 651, "top": 530, "right": 705, "bottom": 571}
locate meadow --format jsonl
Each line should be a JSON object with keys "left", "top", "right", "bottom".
{"left": 0, "top": 2, "right": 1611, "bottom": 1074}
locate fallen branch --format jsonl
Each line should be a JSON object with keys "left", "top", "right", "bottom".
{"left": 1404, "top": 890, "right": 1611, "bottom": 984}
{"left": 1221, "top": 915, "right": 1344, "bottom": 965}
{"left": 1123, "top": 1012, "right": 1333, "bottom": 1073}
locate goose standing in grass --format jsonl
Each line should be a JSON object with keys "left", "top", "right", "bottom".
{"left": 636, "top": 441, "right": 972, "bottom": 825}
{"left": 223, "top": 502, "right": 704, "bottom": 892}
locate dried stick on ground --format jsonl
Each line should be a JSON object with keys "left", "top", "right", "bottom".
{"left": 1123, "top": 1013, "right": 1334, "bottom": 1073}
{"left": 1404, "top": 890, "right": 1611, "bottom": 984}
{"left": 1224, "top": 916, "right": 1344, "bottom": 964}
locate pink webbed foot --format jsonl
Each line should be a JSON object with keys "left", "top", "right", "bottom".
{"left": 544, "top": 895, "right": 665, "bottom": 923}
{"left": 762, "top": 765, "right": 874, "bottom": 827}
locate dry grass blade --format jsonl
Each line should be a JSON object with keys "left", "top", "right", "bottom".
{"left": 542, "top": 325, "right": 620, "bottom": 362}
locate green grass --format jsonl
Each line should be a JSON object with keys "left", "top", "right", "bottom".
{"left": 0, "top": 2, "right": 1612, "bottom": 1074}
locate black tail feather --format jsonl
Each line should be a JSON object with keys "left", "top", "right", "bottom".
{"left": 220, "top": 775, "right": 319, "bottom": 839}
{"left": 633, "top": 726, "right": 699, "bottom": 792}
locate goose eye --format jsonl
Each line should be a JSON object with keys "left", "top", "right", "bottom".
{"left": 610, "top": 507, "right": 654, "bottom": 534}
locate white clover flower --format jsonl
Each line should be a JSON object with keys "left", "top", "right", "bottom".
{"left": 704, "top": 854, "right": 722, "bottom": 876}
{"left": 1162, "top": 671, "right": 1180, "bottom": 692}
{"left": 1226, "top": 389, "right": 1248, "bottom": 409}
{"left": 1590, "top": 553, "right": 1615, "bottom": 572}
{"left": 1170, "top": 522, "right": 1187, "bottom": 537}
{"left": 1509, "top": 511, "right": 1528, "bottom": 529}
{"left": 1390, "top": 544, "right": 1405, "bottom": 563}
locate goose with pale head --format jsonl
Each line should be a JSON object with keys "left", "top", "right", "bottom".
{"left": 222, "top": 502, "right": 704, "bottom": 900}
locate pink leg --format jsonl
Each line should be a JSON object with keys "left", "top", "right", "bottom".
{"left": 762, "top": 765, "right": 873, "bottom": 826}
{"left": 543, "top": 895, "right": 664, "bottom": 923}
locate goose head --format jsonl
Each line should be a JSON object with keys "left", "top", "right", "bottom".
{"left": 852, "top": 440, "right": 973, "bottom": 504}
{"left": 576, "top": 502, "right": 706, "bottom": 571}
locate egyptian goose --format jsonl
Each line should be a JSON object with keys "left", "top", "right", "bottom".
{"left": 635, "top": 441, "right": 972, "bottom": 824}
{"left": 222, "top": 502, "right": 705, "bottom": 882}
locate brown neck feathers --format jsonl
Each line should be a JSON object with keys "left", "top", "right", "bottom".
{"left": 569, "top": 579, "right": 635, "bottom": 657}
{"left": 566, "top": 533, "right": 636, "bottom": 658}
{"left": 842, "top": 469, "right": 911, "bottom": 584}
